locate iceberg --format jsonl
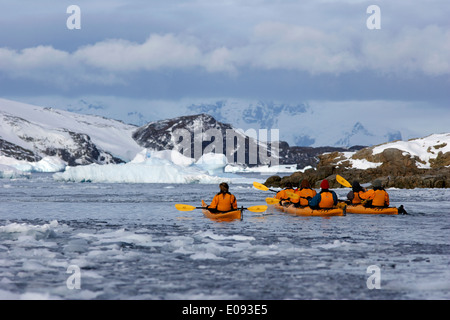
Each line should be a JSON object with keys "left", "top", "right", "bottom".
{"left": 224, "top": 164, "right": 299, "bottom": 174}
{"left": 0, "top": 156, "right": 66, "bottom": 173}
{"left": 53, "top": 149, "right": 246, "bottom": 184}
{"left": 0, "top": 164, "right": 31, "bottom": 179}
{"left": 195, "top": 153, "right": 228, "bottom": 175}
{"left": 130, "top": 149, "right": 195, "bottom": 167}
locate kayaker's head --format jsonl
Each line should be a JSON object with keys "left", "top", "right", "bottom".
{"left": 284, "top": 182, "right": 293, "bottom": 189}
{"left": 320, "top": 179, "right": 330, "bottom": 190}
{"left": 352, "top": 180, "right": 363, "bottom": 192}
{"left": 372, "top": 179, "right": 382, "bottom": 190}
{"left": 219, "top": 182, "right": 229, "bottom": 193}
{"left": 300, "top": 179, "right": 311, "bottom": 189}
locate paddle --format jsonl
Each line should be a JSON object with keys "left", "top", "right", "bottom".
{"left": 336, "top": 175, "right": 352, "bottom": 188}
{"left": 253, "top": 182, "right": 278, "bottom": 193}
{"left": 335, "top": 176, "right": 406, "bottom": 213}
{"left": 285, "top": 190, "right": 300, "bottom": 200}
{"left": 175, "top": 204, "right": 268, "bottom": 213}
{"left": 265, "top": 197, "right": 281, "bottom": 205}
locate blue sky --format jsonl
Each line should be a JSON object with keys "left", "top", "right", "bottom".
{"left": 0, "top": 0, "right": 449, "bottom": 139}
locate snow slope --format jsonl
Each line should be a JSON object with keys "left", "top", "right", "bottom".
{"left": 0, "top": 98, "right": 142, "bottom": 163}
{"left": 334, "top": 133, "right": 450, "bottom": 169}
{"left": 372, "top": 133, "right": 450, "bottom": 169}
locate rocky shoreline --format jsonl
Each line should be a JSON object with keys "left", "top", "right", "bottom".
{"left": 265, "top": 146, "right": 450, "bottom": 189}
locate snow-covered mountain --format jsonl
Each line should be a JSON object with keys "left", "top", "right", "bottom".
{"left": 187, "top": 100, "right": 403, "bottom": 148}
{"left": 0, "top": 98, "right": 358, "bottom": 172}
{"left": 53, "top": 98, "right": 405, "bottom": 148}
{"left": 132, "top": 113, "right": 277, "bottom": 166}
{"left": 0, "top": 98, "right": 142, "bottom": 166}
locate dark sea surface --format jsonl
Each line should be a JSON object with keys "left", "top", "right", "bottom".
{"left": 1, "top": 173, "right": 449, "bottom": 300}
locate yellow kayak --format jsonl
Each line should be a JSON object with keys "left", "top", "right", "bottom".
{"left": 346, "top": 204, "right": 404, "bottom": 215}
{"left": 273, "top": 203, "right": 345, "bottom": 217}
{"left": 201, "top": 200, "right": 242, "bottom": 221}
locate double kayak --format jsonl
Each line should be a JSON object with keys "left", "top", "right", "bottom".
{"left": 201, "top": 200, "right": 243, "bottom": 221}
{"left": 273, "top": 202, "right": 346, "bottom": 217}
{"left": 346, "top": 204, "right": 407, "bottom": 215}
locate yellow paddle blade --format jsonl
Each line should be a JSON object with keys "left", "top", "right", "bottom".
{"left": 336, "top": 175, "right": 352, "bottom": 188}
{"left": 265, "top": 197, "right": 280, "bottom": 205}
{"left": 175, "top": 204, "right": 197, "bottom": 211}
{"left": 285, "top": 190, "right": 299, "bottom": 199}
{"left": 247, "top": 205, "right": 268, "bottom": 213}
{"left": 253, "top": 181, "right": 269, "bottom": 191}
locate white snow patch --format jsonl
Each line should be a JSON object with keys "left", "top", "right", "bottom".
{"left": 372, "top": 133, "right": 450, "bottom": 169}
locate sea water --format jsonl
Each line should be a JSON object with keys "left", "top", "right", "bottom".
{"left": 0, "top": 173, "right": 449, "bottom": 300}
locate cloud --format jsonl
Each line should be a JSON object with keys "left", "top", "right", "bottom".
{"left": 237, "top": 22, "right": 361, "bottom": 74}
{"left": 73, "top": 34, "right": 243, "bottom": 74}
{"left": 0, "top": 46, "right": 70, "bottom": 77}
{"left": 0, "top": 45, "right": 122, "bottom": 87}
{"left": 362, "top": 25, "right": 450, "bottom": 76}
{"left": 74, "top": 34, "right": 203, "bottom": 71}
{"left": 0, "top": 23, "right": 449, "bottom": 88}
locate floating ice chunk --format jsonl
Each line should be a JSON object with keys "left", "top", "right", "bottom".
{"left": 0, "top": 164, "right": 31, "bottom": 179}
{"left": 224, "top": 164, "right": 299, "bottom": 173}
{"left": 317, "top": 240, "right": 352, "bottom": 249}
{"left": 190, "top": 252, "right": 224, "bottom": 260}
{"left": 0, "top": 156, "right": 66, "bottom": 173}
{"left": 195, "top": 230, "right": 255, "bottom": 241}
{"left": 0, "top": 220, "right": 58, "bottom": 240}
{"left": 195, "top": 153, "right": 228, "bottom": 175}
{"left": 32, "top": 157, "right": 67, "bottom": 172}
{"left": 131, "top": 149, "right": 195, "bottom": 167}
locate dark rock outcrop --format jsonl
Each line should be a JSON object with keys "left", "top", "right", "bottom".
{"left": 0, "top": 139, "right": 41, "bottom": 162}
{"left": 265, "top": 141, "right": 450, "bottom": 189}
{"left": 43, "top": 131, "right": 124, "bottom": 166}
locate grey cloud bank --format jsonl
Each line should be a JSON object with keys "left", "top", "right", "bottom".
{"left": 0, "top": 0, "right": 449, "bottom": 145}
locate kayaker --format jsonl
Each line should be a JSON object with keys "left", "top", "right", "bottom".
{"left": 308, "top": 179, "right": 338, "bottom": 209}
{"left": 346, "top": 180, "right": 366, "bottom": 205}
{"left": 275, "top": 182, "right": 295, "bottom": 206}
{"left": 292, "top": 179, "right": 317, "bottom": 207}
{"left": 360, "top": 179, "right": 390, "bottom": 207}
{"left": 207, "top": 182, "right": 238, "bottom": 213}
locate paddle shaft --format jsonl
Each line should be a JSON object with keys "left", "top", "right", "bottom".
{"left": 196, "top": 206, "right": 240, "bottom": 213}
{"left": 175, "top": 203, "right": 267, "bottom": 213}
{"left": 201, "top": 206, "right": 267, "bottom": 213}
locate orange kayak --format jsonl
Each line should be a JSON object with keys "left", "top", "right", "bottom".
{"left": 273, "top": 203, "right": 345, "bottom": 217}
{"left": 346, "top": 204, "right": 401, "bottom": 215}
{"left": 201, "top": 200, "right": 242, "bottom": 221}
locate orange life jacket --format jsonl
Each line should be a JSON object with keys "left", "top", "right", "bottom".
{"left": 359, "top": 189, "right": 389, "bottom": 207}
{"left": 275, "top": 188, "right": 294, "bottom": 201}
{"left": 372, "top": 189, "right": 389, "bottom": 207}
{"left": 359, "top": 189, "right": 374, "bottom": 201}
{"left": 294, "top": 188, "right": 317, "bottom": 206}
{"left": 319, "top": 191, "right": 335, "bottom": 208}
{"left": 209, "top": 193, "right": 237, "bottom": 212}
{"left": 352, "top": 191, "right": 363, "bottom": 204}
